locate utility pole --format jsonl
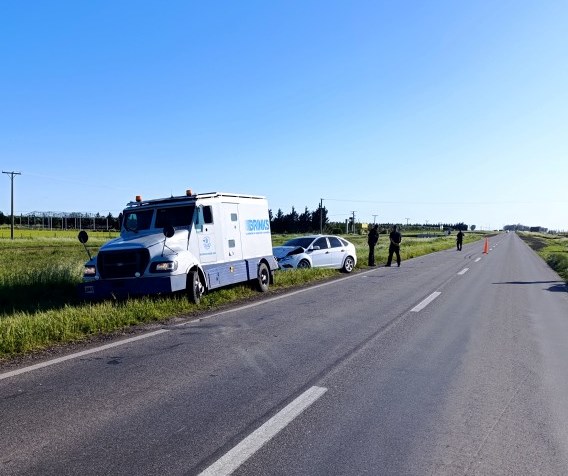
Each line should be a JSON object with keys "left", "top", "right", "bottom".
{"left": 372, "top": 214, "right": 378, "bottom": 224}
{"left": 319, "top": 198, "right": 323, "bottom": 234}
{"left": 351, "top": 211, "right": 356, "bottom": 234}
{"left": 405, "top": 218, "right": 410, "bottom": 226}
{"left": 2, "top": 171, "right": 21, "bottom": 240}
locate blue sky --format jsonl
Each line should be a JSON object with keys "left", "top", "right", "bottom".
{"left": 1, "top": 1, "right": 566, "bottom": 230}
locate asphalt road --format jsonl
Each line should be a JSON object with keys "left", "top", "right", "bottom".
{"left": 1, "top": 232, "right": 568, "bottom": 475}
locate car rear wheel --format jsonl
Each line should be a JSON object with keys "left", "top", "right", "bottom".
{"left": 297, "top": 259, "right": 311, "bottom": 269}
{"left": 187, "top": 269, "right": 204, "bottom": 304}
{"left": 342, "top": 256, "right": 355, "bottom": 273}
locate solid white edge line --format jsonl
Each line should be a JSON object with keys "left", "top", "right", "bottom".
{"left": 199, "top": 386, "right": 328, "bottom": 476}
{"left": 411, "top": 291, "right": 441, "bottom": 313}
{"left": 458, "top": 268, "right": 469, "bottom": 275}
{"left": 0, "top": 329, "right": 170, "bottom": 381}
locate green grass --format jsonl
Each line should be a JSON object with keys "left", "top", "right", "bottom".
{"left": 0, "top": 227, "right": 118, "bottom": 241}
{"left": 518, "top": 232, "right": 568, "bottom": 282}
{"left": 0, "top": 230, "right": 484, "bottom": 359}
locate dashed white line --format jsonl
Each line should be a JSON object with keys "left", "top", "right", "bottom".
{"left": 458, "top": 268, "right": 469, "bottom": 275}
{"left": 411, "top": 292, "right": 441, "bottom": 312}
{"left": 474, "top": 257, "right": 481, "bottom": 262}
{"left": 0, "top": 329, "right": 170, "bottom": 381}
{"left": 199, "top": 386, "right": 328, "bottom": 476}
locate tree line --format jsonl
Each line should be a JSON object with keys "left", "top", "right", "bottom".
{"left": 0, "top": 212, "right": 121, "bottom": 230}
{"left": 1, "top": 206, "right": 474, "bottom": 234}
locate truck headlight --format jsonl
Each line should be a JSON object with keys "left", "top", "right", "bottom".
{"left": 151, "top": 261, "right": 178, "bottom": 273}
{"left": 83, "top": 265, "right": 97, "bottom": 277}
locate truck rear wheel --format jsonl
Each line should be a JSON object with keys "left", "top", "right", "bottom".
{"left": 187, "top": 270, "right": 204, "bottom": 304}
{"left": 256, "top": 262, "right": 270, "bottom": 293}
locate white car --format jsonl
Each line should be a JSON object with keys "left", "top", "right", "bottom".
{"left": 273, "top": 235, "right": 357, "bottom": 273}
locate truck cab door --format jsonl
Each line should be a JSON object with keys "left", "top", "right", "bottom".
{"left": 195, "top": 205, "right": 217, "bottom": 263}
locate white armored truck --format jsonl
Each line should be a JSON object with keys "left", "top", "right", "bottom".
{"left": 78, "top": 191, "right": 278, "bottom": 303}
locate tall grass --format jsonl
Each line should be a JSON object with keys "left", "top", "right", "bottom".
{"left": 519, "top": 232, "right": 568, "bottom": 282}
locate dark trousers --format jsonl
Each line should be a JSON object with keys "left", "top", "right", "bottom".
{"left": 386, "top": 244, "right": 401, "bottom": 266}
{"left": 368, "top": 245, "right": 376, "bottom": 266}
{"left": 457, "top": 240, "right": 462, "bottom": 251}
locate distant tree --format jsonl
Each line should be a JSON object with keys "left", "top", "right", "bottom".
{"left": 283, "top": 206, "right": 299, "bottom": 233}
{"left": 107, "top": 213, "right": 120, "bottom": 230}
{"left": 311, "top": 206, "right": 328, "bottom": 232}
{"left": 271, "top": 208, "right": 285, "bottom": 233}
{"left": 470, "top": 224, "right": 476, "bottom": 231}
{"left": 298, "top": 207, "right": 311, "bottom": 233}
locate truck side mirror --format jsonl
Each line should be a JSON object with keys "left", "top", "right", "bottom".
{"left": 163, "top": 225, "right": 175, "bottom": 238}
{"left": 78, "top": 230, "right": 91, "bottom": 259}
{"left": 78, "top": 230, "right": 89, "bottom": 244}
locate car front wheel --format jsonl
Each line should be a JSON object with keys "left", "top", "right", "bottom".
{"left": 297, "top": 259, "right": 311, "bottom": 269}
{"left": 342, "top": 256, "right": 355, "bottom": 273}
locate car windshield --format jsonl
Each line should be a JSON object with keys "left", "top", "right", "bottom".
{"left": 283, "top": 237, "right": 316, "bottom": 248}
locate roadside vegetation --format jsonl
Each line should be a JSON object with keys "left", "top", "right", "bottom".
{"left": 518, "top": 232, "right": 568, "bottom": 282}
{"left": 0, "top": 228, "right": 483, "bottom": 360}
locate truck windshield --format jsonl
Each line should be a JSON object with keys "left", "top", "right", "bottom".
{"left": 123, "top": 210, "right": 154, "bottom": 232}
{"left": 155, "top": 205, "right": 195, "bottom": 228}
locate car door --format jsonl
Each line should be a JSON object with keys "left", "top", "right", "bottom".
{"left": 327, "top": 236, "right": 346, "bottom": 269}
{"left": 309, "top": 236, "right": 332, "bottom": 268}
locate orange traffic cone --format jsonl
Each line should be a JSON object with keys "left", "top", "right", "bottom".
{"left": 483, "top": 238, "right": 489, "bottom": 254}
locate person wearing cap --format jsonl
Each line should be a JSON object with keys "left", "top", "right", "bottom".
{"left": 367, "top": 224, "right": 379, "bottom": 266}
{"left": 386, "top": 225, "right": 402, "bottom": 267}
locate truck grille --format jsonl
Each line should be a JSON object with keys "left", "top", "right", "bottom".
{"left": 97, "top": 249, "right": 150, "bottom": 279}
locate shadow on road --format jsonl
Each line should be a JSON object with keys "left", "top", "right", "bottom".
{"left": 492, "top": 281, "right": 567, "bottom": 293}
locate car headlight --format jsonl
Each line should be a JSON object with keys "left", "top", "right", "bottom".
{"left": 83, "top": 265, "right": 96, "bottom": 277}
{"left": 151, "top": 261, "right": 178, "bottom": 273}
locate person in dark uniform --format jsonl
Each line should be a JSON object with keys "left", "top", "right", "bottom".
{"left": 367, "top": 224, "right": 379, "bottom": 266}
{"left": 456, "top": 229, "right": 464, "bottom": 251}
{"left": 386, "top": 225, "right": 402, "bottom": 267}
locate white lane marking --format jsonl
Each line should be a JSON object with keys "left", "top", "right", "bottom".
{"left": 458, "top": 268, "right": 469, "bottom": 275}
{"left": 0, "top": 329, "right": 170, "bottom": 381}
{"left": 411, "top": 292, "right": 441, "bottom": 312}
{"left": 474, "top": 257, "right": 481, "bottom": 263}
{"left": 199, "top": 386, "right": 328, "bottom": 476}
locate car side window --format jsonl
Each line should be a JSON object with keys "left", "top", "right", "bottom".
{"left": 313, "top": 237, "right": 329, "bottom": 249}
{"left": 328, "top": 237, "right": 342, "bottom": 248}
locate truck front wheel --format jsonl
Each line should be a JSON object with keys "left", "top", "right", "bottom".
{"left": 187, "top": 270, "right": 204, "bottom": 304}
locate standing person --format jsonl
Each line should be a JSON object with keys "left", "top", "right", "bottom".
{"left": 386, "top": 225, "right": 402, "bottom": 267}
{"left": 456, "top": 229, "right": 464, "bottom": 251}
{"left": 367, "top": 224, "right": 379, "bottom": 266}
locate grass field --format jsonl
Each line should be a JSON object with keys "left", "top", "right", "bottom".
{"left": 518, "top": 232, "right": 568, "bottom": 282}
{"left": 0, "top": 229, "right": 483, "bottom": 359}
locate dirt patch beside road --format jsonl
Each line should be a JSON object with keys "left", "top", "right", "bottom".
{"left": 519, "top": 234, "right": 547, "bottom": 252}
